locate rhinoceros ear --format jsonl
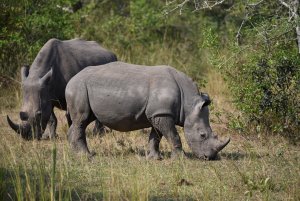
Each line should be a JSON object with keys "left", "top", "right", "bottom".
{"left": 39, "top": 68, "right": 53, "bottom": 85}
{"left": 21, "top": 65, "right": 29, "bottom": 82}
{"left": 192, "top": 93, "right": 211, "bottom": 116}
{"left": 200, "top": 92, "right": 211, "bottom": 107}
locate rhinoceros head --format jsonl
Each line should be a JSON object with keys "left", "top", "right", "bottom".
{"left": 7, "top": 66, "right": 53, "bottom": 139}
{"left": 184, "top": 93, "right": 230, "bottom": 160}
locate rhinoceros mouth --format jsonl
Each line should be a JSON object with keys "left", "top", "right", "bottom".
{"left": 185, "top": 134, "right": 230, "bottom": 160}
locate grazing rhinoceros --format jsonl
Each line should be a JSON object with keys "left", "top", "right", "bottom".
{"left": 7, "top": 38, "right": 117, "bottom": 140}
{"left": 65, "top": 62, "right": 230, "bottom": 160}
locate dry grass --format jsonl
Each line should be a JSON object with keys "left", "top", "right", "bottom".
{"left": 0, "top": 70, "right": 299, "bottom": 201}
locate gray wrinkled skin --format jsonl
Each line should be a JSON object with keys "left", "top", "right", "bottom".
{"left": 7, "top": 38, "right": 117, "bottom": 140}
{"left": 66, "top": 62, "right": 230, "bottom": 160}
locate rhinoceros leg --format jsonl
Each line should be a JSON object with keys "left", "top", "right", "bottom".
{"left": 150, "top": 115, "right": 184, "bottom": 159}
{"left": 67, "top": 107, "right": 95, "bottom": 157}
{"left": 65, "top": 111, "right": 72, "bottom": 127}
{"left": 67, "top": 123, "right": 91, "bottom": 156}
{"left": 41, "top": 110, "right": 57, "bottom": 140}
{"left": 147, "top": 128, "right": 163, "bottom": 160}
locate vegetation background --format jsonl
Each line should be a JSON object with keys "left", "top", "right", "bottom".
{"left": 0, "top": 0, "right": 299, "bottom": 200}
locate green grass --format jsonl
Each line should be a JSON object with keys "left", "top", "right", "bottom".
{"left": 1, "top": 77, "right": 299, "bottom": 200}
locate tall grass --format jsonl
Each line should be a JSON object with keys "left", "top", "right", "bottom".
{"left": 1, "top": 95, "right": 299, "bottom": 201}
{"left": 4, "top": 141, "right": 71, "bottom": 201}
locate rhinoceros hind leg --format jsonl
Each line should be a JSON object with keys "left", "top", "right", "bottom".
{"left": 41, "top": 110, "right": 57, "bottom": 140}
{"left": 147, "top": 127, "right": 162, "bottom": 160}
{"left": 150, "top": 115, "right": 184, "bottom": 159}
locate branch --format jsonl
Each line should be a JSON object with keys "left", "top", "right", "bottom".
{"left": 278, "top": 0, "right": 298, "bottom": 20}
{"left": 197, "top": 0, "right": 226, "bottom": 10}
{"left": 279, "top": 0, "right": 292, "bottom": 9}
{"left": 165, "top": 0, "right": 189, "bottom": 15}
{"left": 164, "top": 0, "right": 226, "bottom": 15}
{"left": 236, "top": 13, "right": 248, "bottom": 45}
{"left": 248, "top": 0, "right": 264, "bottom": 6}
{"left": 236, "top": 1, "right": 265, "bottom": 45}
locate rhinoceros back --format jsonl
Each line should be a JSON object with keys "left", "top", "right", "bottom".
{"left": 53, "top": 38, "right": 117, "bottom": 83}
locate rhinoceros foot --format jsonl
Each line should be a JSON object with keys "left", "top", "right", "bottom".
{"left": 87, "top": 151, "right": 96, "bottom": 161}
{"left": 146, "top": 151, "right": 162, "bottom": 160}
{"left": 41, "top": 132, "right": 57, "bottom": 140}
{"left": 171, "top": 149, "right": 186, "bottom": 160}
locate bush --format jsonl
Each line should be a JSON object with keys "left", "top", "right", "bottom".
{"left": 0, "top": 0, "right": 76, "bottom": 83}
{"left": 228, "top": 49, "right": 300, "bottom": 140}
{"left": 215, "top": 1, "right": 300, "bottom": 141}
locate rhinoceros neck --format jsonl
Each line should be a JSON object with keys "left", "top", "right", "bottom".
{"left": 170, "top": 69, "right": 200, "bottom": 125}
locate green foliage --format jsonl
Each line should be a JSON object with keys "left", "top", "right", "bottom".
{"left": 230, "top": 48, "right": 300, "bottom": 140}
{"left": 0, "top": 0, "right": 76, "bottom": 80}
{"left": 215, "top": 1, "right": 300, "bottom": 140}
{"left": 73, "top": 0, "right": 166, "bottom": 46}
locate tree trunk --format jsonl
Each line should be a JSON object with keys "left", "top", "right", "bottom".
{"left": 293, "top": 0, "right": 300, "bottom": 53}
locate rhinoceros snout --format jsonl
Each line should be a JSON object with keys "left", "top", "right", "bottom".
{"left": 189, "top": 137, "right": 230, "bottom": 160}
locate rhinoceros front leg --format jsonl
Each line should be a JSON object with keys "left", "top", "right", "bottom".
{"left": 150, "top": 115, "right": 184, "bottom": 159}
{"left": 41, "top": 110, "right": 57, "bottom": 140}
{"left": 147, "top": 128, "right": 163, "bottom": 160}
{"left": 67, "top": 110, "right": 95, "bottom": 158}
{"left": 67, "top": 124, "right": 92, "bottom": 156}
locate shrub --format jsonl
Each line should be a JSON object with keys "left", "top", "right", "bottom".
{"left": 0, "top": 0, "right": 76, "bottom": 82}
{"left": 228, "top": 49, "right": 300, "bottom": 140}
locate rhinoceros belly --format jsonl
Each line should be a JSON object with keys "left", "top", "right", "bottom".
{"left": 86, "top": 71, "right": 151, "bottom": 132}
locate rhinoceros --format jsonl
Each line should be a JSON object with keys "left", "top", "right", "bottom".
{"left": 65, "top": 62, "right": 230, "bottom": 160}
{"left": 7, "top": 38, "right": 117, "bottom": 140}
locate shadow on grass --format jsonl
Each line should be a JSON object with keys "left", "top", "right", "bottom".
{"left": 68, "top": 191, "right": 103, "bottom": 201}
{"left": 220, "top": 152, "right": 247, "bottom": 160}
{"left": 68, "top": 191, "right": 196, "bottom": 201}
{"left": 149, "top": 196, "right": 195, "bottom": 201}
{"left": 124, "top": 148, "right": 252, "bottom": 161}
{"left": 220, "top": 151, "right": 262, "bottom": 160}
{"left": 184, "top": 151, "right": 261, "bottom": 161}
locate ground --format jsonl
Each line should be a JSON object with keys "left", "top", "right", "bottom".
{"left": 0, "top": 70, "right": 299, "bottom": 201}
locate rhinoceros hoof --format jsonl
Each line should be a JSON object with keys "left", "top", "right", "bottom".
{"left": 88, "top": 151, "right": 96, "bottom": 161}
{"left": 171, "top": 150, "right": 186, "bottom": 160}
{"left": 146, "top": 151, "right": 162, "bottom": 160}
{"left": 41, "top": 132, "right": 57, "bottom": 140}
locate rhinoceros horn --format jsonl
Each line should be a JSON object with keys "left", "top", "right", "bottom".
{"left": 215, "top": 138, "right": 230, "bottom": 152}
{"left": 7, "top": 115, "right": 31, "bottom": 139}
